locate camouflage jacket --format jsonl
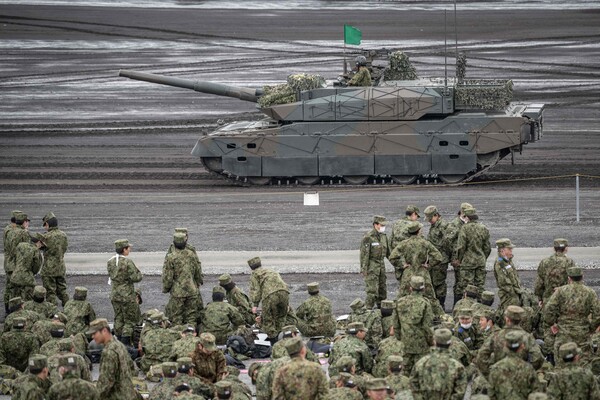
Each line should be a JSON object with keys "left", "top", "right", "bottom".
{"left": 410, "top": 348, "right": 467, "bottom": 400}
{"left": 272, "top": 357, "right": 329, "bottom": 400}
{"left": 40, "top": 227, "right": 68, "bottom": 277}
{"left": 31, "top": 319, "right": 59, "bottom": 345}
{"left": 488, "top": 352, "right": 538, "bottom": 400}
{"left": 448, "top": 335, "right": 472, "bottom": 367}
{"left": 256, "top": 356, "right": 290, "bottom": 400}
{"left": 226, "top": 285, "right": 254, "bottom": 325}
{"left": 544, "top": 281, "right": 600, "bottom": 334}
{"left": 141, "top": 328, "right": 178, "bottom": 366}
{"left": 453, "top": 220, "right": 491, "bottom": 268}
{"left": 11, "top": 242, "right": 42, "bottom": 287}
{"left": 11, "top": 374, "right": 51, "bottom": 400}
{"left": 191, "top": 349, "right": 226, "bottom": 383}
{"left": 64, "top": 299, "right": 96, "bottom": 335}
{"left": 166, "top": 242, "right": 203, "bottom": 284}
{"left": 386, "top": 373, "right": 412, "bottom": 397}
{"left": 454, "top": 323, "right": 484, "bottom": 352}
{"left": 359, "top": 228, "right": 390, "bottom": 273}
{"left": 296, "top": 294, "right": 336, "bottom": 338}
{"left": 223, "top": 375, "right": 252, "bottom": 400}
{"left": 493, "top": 256, "right": 523, "bottom": 310}
{"left": 39, "top": 338, "right": 61, "bottom": 357}
{"left": 0, "top": 329, "right": 40, "bottom": 372}
{"left": 348, "top": 66, "right": 371, "bottom": 87}
{"left": 349, "top": 307, "right": 383, "bottom": 348}
{"left": 427, "top": 217, "right": 453, "bottom": 263}
{"left": 96, "top": 338, "right": 137, "bottom": 400}
{"left": 534, "top": 252, "right": 573, "bottom": 303}
{"left": 107, "top": 254, "right": 142, "bottom": 302}
{"left": 324, "top": 387, "right": 362, "bottom": 400}
{"left": 201, "top": 301, "right": 245, "bottom": 340}
{"left": 147, "top": 376, "right": 177, "bottom": 400}
{"left": 170, "top": 373, "right": 215, "bottom": 399}
{"left": 272, "top": 338, "right": 319, "bottom": 362}
{"left": 393, "top": 292, "right": 433, "bottom": 355}
{"left": 446, "top": 217, "right": 465, "bottom": 253}
{"left": 389, "top": 216, "right": 412, "bottom": 250}
{"left": 47, "top": 373, "right": 99, "bottom": 400}
{"left": 546, "top": 362, "right": 600, "bottom": 400}
{"left": 249, "top": 267, "right": 288, "bottom": 307}
{"left": 373, "top": 335, "right": 404, "bottom": 378}
{"left": 162, "top": 247, "right": 202, "bottom": 298}
{"left": 3, "top": 223, "right": 14, "bottom": 271}
{"left": 23, "top": 299, "right": 58, "bottom": 319}
{"left": 329, "top": 335, "right": 373, "bottom": 375}
{"left": 382, "top": 314, "right": 394, "bottom": 338}
{"left": 3, "top": 309, "right": 42, "bottom": 333}
{"left": 391, "top": 235, "right": 443, "bottom": 285}
{"left": 48, "top": 351, "right": 91, "bottom": 384}
{"left": 170, "top": 335, "right": 201, "bottom": 361}
{"left": 4, "top": 225, "right": 30, "bottom": 273}
{"left": 452, "top": 297, "right": 477, "bottom": 319}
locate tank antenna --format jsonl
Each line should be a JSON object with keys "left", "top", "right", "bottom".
{"left": 454, "top": 0, "right": 458, "bottom": 73}
{"left": 444, "top": 9, "right": 448, "bottom": 89}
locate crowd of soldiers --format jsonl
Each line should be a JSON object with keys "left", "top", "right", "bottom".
{"left": 1, "top": 205, "right": 600, "bottom": 399}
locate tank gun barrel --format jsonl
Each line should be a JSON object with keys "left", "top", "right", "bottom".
{"left": 118, "top": 69, "right": 262, "bottom": 103}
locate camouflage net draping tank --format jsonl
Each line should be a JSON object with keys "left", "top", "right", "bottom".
{"left": 119, "top": 50, "right": 544, "bottom": 185}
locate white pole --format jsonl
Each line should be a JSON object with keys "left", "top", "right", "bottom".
{"left": 576, "top": 174, "right": 580, "bottom": 222}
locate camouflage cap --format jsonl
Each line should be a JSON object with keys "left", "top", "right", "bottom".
{"left": 281, "top": 325, "right": 299, "bottom": 337}
{"left": 218, "top": 273, "right": 232, "bottom": 285}
{"left": 53, "top": 312, "right": 68, "bottom": 324}
{"left": 33, "top": 285, "right": 47, "bottom": 297}
{"left": 457, "top": 308, "right": 473, "bottom": 318}
{"left": 28, "top": 355, "right": 47, "bottom": 371}
{"left": 528, "top": 394, "right": 548, "bottom": 400}
{"left": 215, "top": 381, "right": 232, "bottom": 397}
{"left": 248, "top": 362, "right": 263, "bottom": 377}
{"left": 42, "top": 211, "right": 56, "bottom": 224}
{"left": 58, "top": 355, "right": 77, "bottom": 367}
{"left": 338, "top": 372, "right": 356, "bottom": 387}
{"left": 496, "top": 238, "right": 514, "bottom": 249}
{"left": 182, "top": 325, "right": 195, "bottom": 334}
{"left": 150, "top": 311, "right": 166, "bottom": 325}
{"left": 465, "top": 284, "right": 479, "bottom": 296}
{"left": 558, "top": 342, "right": 579, "bottom": 360}
{"left": 505, "top": 330, "right": 524, "bottom": 350}
{"left": 307, "top": 282, "right": 319, "bottom": 294}
{"left": 161, "top": 362, "right": 178, "bottom": 377}
{"left": 387, "top": 355, "right": 403, "bottom": 370}
{"left": 247, "top": 256, "right": 261, "bottom": 269}
{"left": 12, "top": 317, "right": 26, "bottom": 329}
{"left": 434, "top": 328, "right": 453, "bottom": 346}
{"left": 212, "top": 286, "right": 226, "bottom": 295}
{"left": 480, "top": 291, "right": 495, "bottom": 302}
{"left": 176, "top": 357, "right": 193, "bottom": 370}
{"left": 174, "top": 227, "right": 188, "bottom": 234}
{"left": 86, "top": 318, "right": 109, "bottom": 335}
{"left": 114, "top": 238, "right": 130, "bottom": 250}
{"left": 199, "top": 332, "right": 217, "bottom": 351}
{"left": 504, "top": 305, "right": 526, "bottom": 322}
{"left": 58, "top": 338, "right": 74, "bottom": 352}
{"left": 349, "top": 298, "right": 365, "bottom": 310}
{"left": 14, "top": 211, "right": 29, "bottom": 223}
{"left": 11, "top": 209, "right": 23, "bottom": 218}
{"left": 335, "top": 355, "right": 356, "bottom": 372}
{"left": 406, "top": 205, "right": 420, "bottom": 216}
{"left": 74, "top": 286, "right": 87, "bottom": 298}
{"left": 424, "top": 205, "right": 438, "bottom": 221}
{"left": 8, "top": 296, "right": 23, "bottom": 309}
{"left": 173, "top": 232, "right": 186, "bottom": 244}
{"left": 365, "top": 378, "right": 388, "bottom": 391}
{"left": 284, "top": 337, "right": 304, "bottom": 356}
{"left": 567, "top": 266, "right": 582, "bottom": 277}
{"left": 553, "top": 238, "right": 568, "bottom": 248}
{"left": 373, "top": 215, "right": 388, "bottom": 226}
{"left": 460, "top": 202, "right": 473, "bottom": 212}
{"left": 462, "top": 207, "right": 476, "bottom": 217}
{"left": 476, "top": 308, "right": 495, "bottom": 321}
{"left": 225, "top": 365, "right": 240, "bottom": 377}
{"left": 410, "top": 276, "right": 425, "bottom": 290}
{"left": 380, "top": 300, "right": 394, "bottom": 309}
{"left": 346, "top": 322, "right": 367, "bottom": 334}
{"left": 407, "top": 221, "right": 423, "bottom": 234}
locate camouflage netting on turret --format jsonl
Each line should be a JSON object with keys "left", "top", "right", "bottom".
{"left": 455, "top": 79, "right": 514, "bottom": 110}
{"left": 383, "top": 51, "right": 418, "bottom": 81}
{"left": 258, "top": 73, "right": 325, "bottom": 108}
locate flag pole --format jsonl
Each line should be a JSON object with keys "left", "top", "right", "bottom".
{"left": 344, "top": 43, "right": 347, "bottom": 74}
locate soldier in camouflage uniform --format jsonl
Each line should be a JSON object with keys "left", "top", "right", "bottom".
{"left": 47, "top": 354, "right": 99, "bottom": 400}
{"left": 140, "top": 313, "right": 179, "bottom": 373}
{"left": 544, "top": 266, "right": 600, "bottom": 355}
{"left": 360, "top": 215, "right": 391, "bottom": 309}
{"left": 47, "top": 337, "right": 91, "bottom": 384}
{"left": 472, "top": 290, "right": 497, "bottom": 326}
{"left": 248, "top": 256, "right": 290, "bottom": 341}
{"left": 63, "top": 286, "right": 96, "bottom": 336}
{"left": 393, "top": 276, "right": 434, "bottom": 375}
{"left": 384, "top": 355, "right": 411, "bottom": 396}
{"left": 452, "top": 206, "right": 491, "bottom": 301}
{"left": 373, "top": 329, "right": 404, "bottom": 378}
{"left": 447, "top": 203, "right": 471, "bottom": 306}
{"left": 488, "top": 331, "right": 539, "bottom": 400}
{"left": 272, "top": 337, "right": 329, "bottom": 399}
{"left": 170, "top": 325, "right": 202, "bottom": 361}
{"left": 255, "top": 353, "right": 290, "bottom": 400}
{"left": 107, "top": 238, "right": 142, "bottom": 346}
{"left": 547, "top": 342, "right": 600, "bottom": 400}
{"left": 10, "top": 236, "right": 43, "bottom": 302}
{"left": 476, "top": 308, "right": 499, "bottom": 340}
{"left": 410, "top": 328, "right": 467, "bottom": 400}
{"left": 347, "top": 55, "right": 372, "bottom": 87}
{"left": 390, "top": 205, "right": 420, "bottom": 251}
{"left": 148, "top": 362, "right": 179, "bottom": 400}
{"left": 296, "top": 282, "right": 336, "bottom": 338}
{"left": 24, "top": 286, "right": 58, "bottom": 319}
{"left": 348, "top": 298, "right": 383, "bottom": 349}
{"left": 332, "top": 356, "right": 368, "bottom": 397}
{"left": 453, "top": 284, "right": 479, "bottom": 319}
{"left": 163, "top": 232, "right": 203, "bottom": 326}
{"left": 222, "top": 366, "right": 251, "bottom": 399}
{"left": 219, "top": 273, "right": 254, "bottom": 325}
{"left": 3, "top": 211, "right": 31, "bottom": 314}
{"left": 493, "top": 238, "right": 524, "bottom": 312}
{"left": 271, "top": 325, "right": 319, "bottom": 362}
{"left": 202, "top": 286, "right": 245, "bottom": 345}
{"left": 2, "top": 211, "right": 19, "bottom": 313}
{"left": 38, "top": 212, "right": 69, "bottom": 306}
{"left": 39, "top": 325, "right": 66, "bottom": 357}
{"left": 171, "top": 357, "right": 215, "bottom": 399}
{"left": 329, "top": 322, "right": 373, "bottom": 376}
{"left": 191, "top": 332, "right": 226, "bottom": 383}
{"left": 380, "top": 300, "right": 395, "bottom": 338}
{"left": 364, "top": 378, "right": 393, "bottom": 400}
{"left": 325, "top": 372, "right": 363, "bottom": 400}
{"left": 3, "top": 296, "right": 42, "bottom": 333}
{"left": 88, "top": 318, "right": 138, "bottom": 400}
{"left": 454, "top": 308, "right": 484, "bottom": 353}
{"left": 11, "top": 355, "right": 51, "bottom": 400}
{"left": 424, "top": 205, "right": 454, "bottom": 308}
{"left": 0, "top": 317, "right": 40, "bottom": 372}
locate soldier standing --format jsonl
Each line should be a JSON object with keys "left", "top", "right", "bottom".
{"left": 39, "top": 212, "right": 69, "bottom": 307}
{"left": 493, "top": 238, "right": 524, "bottom": 312}
{"left": 191, "top": 332, "right": 226, "bottom": 384}
{"left": 272, "top": 337, "right": 329, "bottom": 399}
{"left": 360, "top": 215, "right": 390, "bottom": 309}
{"left": 10, "top": 236, "right": 43, "bottom": 301}
{"left": 163, "top": 232, "right": 202, "bottom": 326}
{"left": 424, "top": 205, "right": 453, "bottom": 307}
{"left": 535, "top": 238, "right": 573, "bottom": 304}
{"left": 47, "top": 354, "right": 99, "bottom": 400}
{"left": 446, "top": 203, "right": 471, "bottom": 306}
{"left": 295, "top": 282, "right": 336, "bottom": 338}
{"left": 107, "top": 238, "right": 142, "bottom": 346}
{"left": 248, "top": 256, "right": 290, "bottom": 342}
{"left": 389, "top": 205, "right": 420, "bottom": 250}
{"left": 347, "top": 55, "right": 372, "bottom": 87}
{"left": 410, "top": 328, "right": 467, "bottom": 400}
{"left": 219, "top": 273, "right": 254, "bottom": 325}
{"left": 202, "top": 286, "right": 245, "bottom": 345}
{"left": 3, "top": 211, "right": 30, "bottom": 315}
{"left": 393, "top": 276, "right": 434, "bottom": 375}
{"left": 452, "top": 206, "right": 491, "bottom": 302}
{"left": 87, "top": 318, "right": 137, "bottom": 400}
{"left": 546, "top": 342, "right": 600, "bottom": 400}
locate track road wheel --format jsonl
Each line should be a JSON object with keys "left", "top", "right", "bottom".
{"left": 391, "top": 175, "right": 418, "bottom": 185}
{"left": 343, "top": 176, "right": 369, "bottom": 185}
{"left": 247, "top": 177, "right": 271, "bottom": 185}
{"left": 200, "top": 157, "right": 223, "bottom": 173}
{"left": 296, "top": 176, "right": 320, "bottom": 185}
{"left": 439, "top": 174, "right": 467, "bottom": 184}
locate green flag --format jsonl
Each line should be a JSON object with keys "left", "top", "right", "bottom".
{"left": 344, "top": 25, "right": 362, "bottom": 45}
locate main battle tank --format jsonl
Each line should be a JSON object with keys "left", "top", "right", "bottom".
{"left": 119, "top": 54, "right": 544, "bottom": 185}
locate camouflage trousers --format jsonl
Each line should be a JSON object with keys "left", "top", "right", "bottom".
{"left": 3, "top": 271, "right": 13, "bottom": 308}
{"left": 41, "top": 275, "right": 69, "bottom": 307}
{"left": 402, "top": 352, "right": 427, "bottom": 376}
{"left": 112, "top": 299, "right": 140, "bottom": 337}
{"left": 166, "top": 295, "right": 199, "bottom": 326}
{"left": 297, "top": 319, "right": 336, "bottom": 338}
{"left": 429, "top": 263, "right": 448, "bottom": 299}
{"left": 262, "top": 290, "right": 290, "bottom": 338}
{"left": 11, "top": 284, "right": 34, "bottom": 302}
{"left": 365, "top": 265, "right": 387, "bottom": 309}
{"left": 453, "top": 266, "right": 486, "bottom": 298}
{"left": 554, "top": 326, "right": 592, "bottom": 357}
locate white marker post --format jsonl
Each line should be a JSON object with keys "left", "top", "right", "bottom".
{"left": 304, "top": 192, "right": 320, "bottom": 206}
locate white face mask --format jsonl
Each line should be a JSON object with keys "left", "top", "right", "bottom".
{"left": 460, "top": 322, "right": 472, "bottom": 330}
{"left": 378, "top": 226, "right": 386, "bottom": 233}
